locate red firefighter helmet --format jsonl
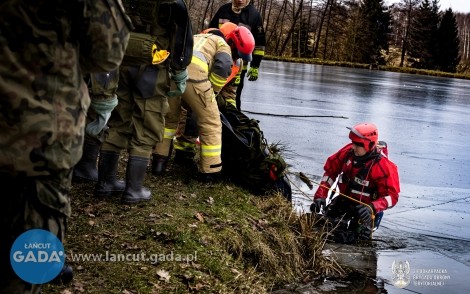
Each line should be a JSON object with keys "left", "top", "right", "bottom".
{"left": 347, "top": 123, "right": 379, "bottom": 152}
{"left": 226, "top": 26, "right": 255, "bottom": 62}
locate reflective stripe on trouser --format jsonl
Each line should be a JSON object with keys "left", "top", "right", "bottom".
{"left": 102, "top": 64, "right": 170, "bottom": 158}
{"left": 0, "top": 171, "right": 70, "bottom": 293}
{"left": 181, "top": 80, "right": 222, "bottom": 173}
{"left": 174, "top": 102, "right": 198, "bottom": 153}
{"left": 154, "top": 96, "right": 181, "bottom": 156}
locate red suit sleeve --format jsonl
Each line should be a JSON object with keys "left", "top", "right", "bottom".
{"left": 314, "top": 144, "right": 352, "bottom": 200}
{"left": 371, "top": 159, "right": 400, "bottom": 213}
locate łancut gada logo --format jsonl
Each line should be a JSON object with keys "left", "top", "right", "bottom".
{"left": 10, "top": 229, "right": 65, "bottom": 284}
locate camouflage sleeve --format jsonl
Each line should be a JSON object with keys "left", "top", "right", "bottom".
{"left": 167, "top": 0, "right": 193, "bottom": 71}
{"left": 79, "top": 0, "right": 132, "bottom": 73}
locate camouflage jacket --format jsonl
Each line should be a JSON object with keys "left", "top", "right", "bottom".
{"left": 0, "top": 0, "right": 132, "bottom": 176}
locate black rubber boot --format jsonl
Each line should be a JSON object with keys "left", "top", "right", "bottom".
{"left": 151, "top": 154, "right": 169, "bottom": 176}
{"left": 122, "top": 156, "right": 151, "bottom": 204}
{"left": 152, "top": 141, "right": 173, "bottom": 176}
{"left": 173, "top": 150, "right": 196, "bottom": 167}
{"left": 72, "top": 138, "right": 100, "bottom": 182}
{"left": 50, "top": 263, "right": 73, "bottom": 285}
{"left": 197, "top": 172, "right": 222, "bottom": 183}
{"left": 94, "top": 151, "right": 125, "bottom": 197}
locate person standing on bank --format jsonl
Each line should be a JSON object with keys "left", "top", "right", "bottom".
{"left": 0, "top": 0, "right": 131, "bottom": 292}
{"left": 209, "top": 0, "right": 266, "bottom": 111}
{"left": 152, "top": 25, "right": 254, "bottom": 180}
{"left": 310, "top": 123, "right": 400, "bottom": 243}
{"left": 94, "top": 0, "right": 193, "bottom": 204}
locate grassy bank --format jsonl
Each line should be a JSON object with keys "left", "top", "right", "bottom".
{"left": 265, "top": 55, "right": 470, "bottom": 80}
{"left": 43, "top": 158, "right": 344, "bottom": 294}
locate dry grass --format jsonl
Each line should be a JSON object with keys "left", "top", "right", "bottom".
{"left": 43, "top": 157, "right": 344, "bottom": 293}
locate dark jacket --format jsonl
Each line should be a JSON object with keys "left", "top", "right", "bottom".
{"left": 209, "top": 3, "right": 265, "bottom": 68}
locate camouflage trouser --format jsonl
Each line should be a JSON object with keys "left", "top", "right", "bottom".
{"left": 102, "top": 63, "right": 170, "bottom": 158}
{"left": 0, "top": 171, "right": 70, "bottom": 293}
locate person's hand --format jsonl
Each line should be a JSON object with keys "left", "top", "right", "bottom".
{"left": 167, "top": 69, "right": 188, "bottom": 97}
{"left": 247, "top": 67, "right": 259, "bottom": 81}
{"left": 355, "top": 204, "right": 374, "bottom": 224}
{"left": 86, "top": 96, "right": 118, "bottom": 138}
{"left": 310, "top": 198, "right": 326, "bottom": 213}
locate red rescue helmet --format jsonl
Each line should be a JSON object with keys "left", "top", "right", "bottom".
{"left": 347, "top": 123, "right": 379, "bottom": 152}
{"left": 226, "top": 26, "right": 255, "bottom": 62}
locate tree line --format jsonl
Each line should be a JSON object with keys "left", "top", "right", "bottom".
{"left": 186, "top": 0, "right": 470, "bottom": 73}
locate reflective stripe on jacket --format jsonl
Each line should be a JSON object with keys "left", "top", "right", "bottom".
{"left": 187, "top": 34, "right": 232, "bottom": 93}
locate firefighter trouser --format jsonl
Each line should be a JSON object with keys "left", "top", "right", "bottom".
{"left": 172, "top": 71, "right": 239, "bottom": 155}
{"left": 156, "top": 79, "right": 222, "bottom": 173}
{"left": 102, "top": 64, "right": 170, "bottom": 158}
{"left": 0, "top": 171, "right": 70, "bottom": 294}
{"left": 170, "top": 105, "right": 198, "bottom": 155}
{"left": 153, "top": 96, "right": 183, "bottom": 157}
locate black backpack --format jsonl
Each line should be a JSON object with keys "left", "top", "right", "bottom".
{"left": 220, "top": 104, "right": 292, "bottom": 201}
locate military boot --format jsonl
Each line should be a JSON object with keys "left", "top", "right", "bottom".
{"left": 94, "top": 151, "right": 125, "bottom": 197}
{"left": 122, "top": 156, "right": 151, "bottom": 204}
{"left": 72, "top": 138, "right": 100, "bottom": 182}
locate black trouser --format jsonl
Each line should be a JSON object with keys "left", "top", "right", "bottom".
{"left": 324, "top": 196, "right": 372, "bottom": 243}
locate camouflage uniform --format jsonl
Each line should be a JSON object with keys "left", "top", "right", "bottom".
{"left": 103, "top": 0, "right": 193, "bottom": 158}
{"left": 0, "top": 0, "right": 131, "bottom": 292}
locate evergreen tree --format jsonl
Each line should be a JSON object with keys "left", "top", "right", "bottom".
{"left": 437, "top": 8, "right": 460, "bottom": 72}
{"left": 408, "top": 0, "right": 440, "bottom": 69}
{"left": 355, "top": 0, "right": 391, "bottom": 64}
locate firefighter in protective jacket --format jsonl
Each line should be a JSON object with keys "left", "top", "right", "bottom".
{"left": 154, "top": 26, "right": 255, "bottom": 181}
{"left": 311, "top": 123, "right": 400, "bottom": 243}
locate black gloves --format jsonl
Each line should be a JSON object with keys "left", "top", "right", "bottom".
{"left": 355, "top": 204, "right": 374, "bottom": 224}
{"left": 310, "top": 198, "right": 326, "bottom": 213}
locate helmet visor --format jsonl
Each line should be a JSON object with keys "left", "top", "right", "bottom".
{"left": 347, "top": 126, "right": 372, "bottom": 141}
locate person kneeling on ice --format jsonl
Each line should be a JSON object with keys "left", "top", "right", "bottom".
{"left": 310, "top": 123, "right": 400, "bottom": 244}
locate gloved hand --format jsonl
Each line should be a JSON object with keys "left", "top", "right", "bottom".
{"left": 167, "top": 69, "right": 188, "bottom": 97}
{"left": 86, "top": 95, "right": 118, "bottom": 139}
{"left": 355, "top": 204, "right": 374, "bottom": 224}
{"left": 247, "top": 67, "right": 259, "bottom": 81}
{"left": 310, "top": 198, "right": 326, "bottom": 213}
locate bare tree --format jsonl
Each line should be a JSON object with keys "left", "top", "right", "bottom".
{"left": 313, "top": 0, "right": 333, "bottom": 57}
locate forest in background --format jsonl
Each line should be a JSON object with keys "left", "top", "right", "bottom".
{"left": 186, "top": 0, "right": 470, "bottom": 74}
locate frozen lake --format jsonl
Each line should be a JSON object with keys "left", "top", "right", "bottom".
{"left": 241, "top": 60, "right": 470, "bottom": 293}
